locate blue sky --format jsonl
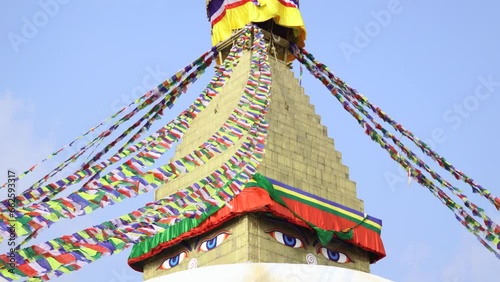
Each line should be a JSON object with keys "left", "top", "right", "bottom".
{"left": 1, "top": 1, "right": 500, "bottom": 281}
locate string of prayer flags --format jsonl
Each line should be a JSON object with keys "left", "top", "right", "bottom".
{"left": 0, "top": 49, "right": 218, "bottom": 192}
{"left": 0, "top": 46, "right": 241, "bottom": 242}
{"left": 298, "top": 49, "right": 500, "bottom": 239}
{"left": 5, "top": 50, "right": 217, "bottom": 210}
{"left": 300, "top": 48, "right": 500, "bottom": 211}
{"left": 0, "top": 26, "right": 253, "bottom": 213}
{"left": 0, "top": 26, "right": 272, "bottom": 281}
{"left": 0, "top": 52, "right": 219, "bottom": 212}
{"left": 292, "top": 44, "right": 500, "bottom": 259}
{"left": 0, "top": 27, "right": 270, "bottom": 246}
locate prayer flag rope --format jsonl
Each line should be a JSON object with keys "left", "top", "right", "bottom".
{"left": 17, "top": 27, "right": 253, "bottom": 208}
{"left": 23, "top": 52, "right": 216, "bottom": 197}
{"left": 301, "top": 48, "right": 500, "bottom": 212}
{"left": 0, "top": 49, "right": 217, "bottom": 191}
{"left": 0, "top": 118, "right": 265, "bottom": 280}
{"left": 0, "top": 26, "right": 271, "bottom": 281}
{"left": 0, "top": 27, "right": 269, "bottom": 244}
{"left": 294, "top": 48, "right": 500, "bottom": 240}
{"left": 6, "top": 50, "right": 216, "bottom": 207}
{"left": 0, "top": 30, "right": 249, "bottom": 242}
{"left": 292, "top": 45, "right": 500, "bottom": 258}
{"left": 0, "top": 50, "right": 219, "bottom": 212}
{"left": 17, "top": 25, "right": 254, "bottom": 210}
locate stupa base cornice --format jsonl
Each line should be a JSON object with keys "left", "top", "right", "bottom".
{"left": 143, "top": 263, "right": 393, "bottom": 282}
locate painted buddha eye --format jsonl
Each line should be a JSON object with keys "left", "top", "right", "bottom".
{"left": 198, "top": 231, "right": 231, "bottom": 252}
{"left": 159, "top": 251, "right": 188, "bottom": 270}
{"left": 266, "top": 230, "right": 305, "bottom": 248}
{"left": 317, "top": 247, "right": 353, "bottom": 264}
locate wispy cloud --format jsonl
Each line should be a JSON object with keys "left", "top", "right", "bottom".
{"left": 0, "top": 90, "right": 58, "bottom": 259}
{"left": 399, "top": 242, "right": 435, "bottom": 282}
{"left": 441, "top": 232, "right": 500, "bottom": 282}
{"left": 0, "top": 91, "right": 144, "bottom": 281}
{"left": 0, "top": 90, "right": 54, "bottom": 189}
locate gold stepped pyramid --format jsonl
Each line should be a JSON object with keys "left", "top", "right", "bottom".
{"left": 142, "top": 39, "right": 373, "bottom": 280}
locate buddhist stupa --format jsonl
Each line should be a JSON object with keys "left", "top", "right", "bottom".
{"left": 3, "top": 1, "right": 497, "bottom": 282}
{"left": 127, "top": 1, "right": 387, "bottom": 281}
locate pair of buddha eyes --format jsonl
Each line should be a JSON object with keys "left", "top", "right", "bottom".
{"left": 159, "top": 229, "right": 352, "bottom": 270}
{"left": 159, "top": 231, "right": 230, "bottom": 270}
{"left": 266, "top": 229, "right": 353, "bottom": 264}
